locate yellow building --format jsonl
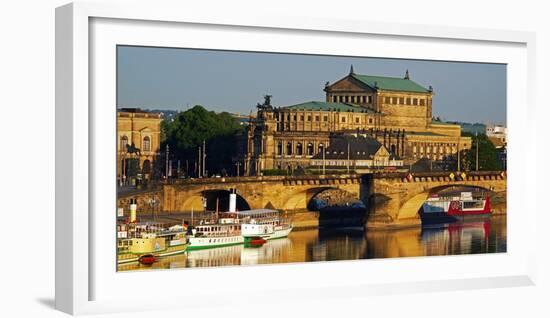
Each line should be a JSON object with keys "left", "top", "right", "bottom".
{"left": 244, "top": 67, "right": 471, "bottom": 175}
{"left": 117, "top": 108, "right": 162, "bottom": 183}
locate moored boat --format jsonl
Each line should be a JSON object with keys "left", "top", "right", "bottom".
{"left": 117, "top": 222, "right": 188, "bottom": 265}
{"left": 187, "top": 222, "right": 244, "bottom": 251}
{"left": 420, "top": 191, "right": 491, "bottom": 224}
{"left": 239, "top": 209, "right": 293, "bottom": 243}
{"left": 186, "top": 209, "right": 293, "bottom": 250}
{"left": 138, "top": 254, "right": 157, "bottom": 265}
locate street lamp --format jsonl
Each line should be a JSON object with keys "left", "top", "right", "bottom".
{"left": 235, "top": 161, "right": 241, "bottom": 177}
{"left": 149, "top": 198, "right": 157, "bottom": 220}
{"left": 165, "top": 144, "right": 170, "bottom": 182}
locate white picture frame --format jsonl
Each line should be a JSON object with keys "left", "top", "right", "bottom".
{"left": 55, "top": 1, "right": 537, "bottom": 315}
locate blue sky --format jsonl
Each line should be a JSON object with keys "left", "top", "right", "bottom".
{"left": 117, "top": 46, "right": 506, "bottom": 124}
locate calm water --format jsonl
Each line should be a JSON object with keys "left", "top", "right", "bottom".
{"left": 118, "top": 215, "right": 506, "bottom": 271}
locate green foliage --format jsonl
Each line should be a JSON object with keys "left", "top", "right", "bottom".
{"left": 162, "top": 105, "right": 244, "bottom": 175}
{"left": 461, "top": 132, "right": 502, "bottom": 171}
{"left": 459, "top": 123, "right": 486, "bottom": 135}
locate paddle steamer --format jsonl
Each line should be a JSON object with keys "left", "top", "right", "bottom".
{"left": 117, "top": 222, "right": 188, "bottom": 265}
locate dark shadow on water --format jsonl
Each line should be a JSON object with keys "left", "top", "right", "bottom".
{"left": 318, "top": 226, "right": 365, "bottom": 238}
{"left": 36, "top": 297, "right": 55, "bottom": 310}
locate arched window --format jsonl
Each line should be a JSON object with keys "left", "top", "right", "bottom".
{"left": 296, "top": 143, "right": 303, "bottom": 155}
{"left": 142, "top": 136, "right": 151, "bottom": 152}
{"left": 277, "top": 142, "right": 283, "bottom": 155}
{"left": 286, "top": 142, "right": 293, "bottom": 155}
{"left": 307, "top": 143, "right": 314, "bottom": 156}
{"left": 142, "top": 160, "right": 151, "bottom": 174}
{"left": 318, "top": 143, "right": 324, "bottom": 154}
{"left": 120, "top": 135, "right": 128, "bottom": 151}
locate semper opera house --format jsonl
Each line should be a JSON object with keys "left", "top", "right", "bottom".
{"left": 243, "top": 66, "right": 471, "bottom": 176}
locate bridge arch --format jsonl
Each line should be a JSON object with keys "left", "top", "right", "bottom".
{"left": 179, "top": 189, "right": 251, "bottom": 212}
{"left": 282, "top": 187, "right": 336, "bottom": 211}
{"left": 181, "top": 194, "right": 204, "bottom": 211}
{"left": 282, "top": 187, "right": 361, "bottom": 211}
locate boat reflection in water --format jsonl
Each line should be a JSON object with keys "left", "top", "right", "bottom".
{"left": 364, "top": 216, "right": 506, "bottom": 259}
{"left": 118, "top": 215, "right": 506, "bottom": 271}
{"left": 240, "top": 238, "right": 292, "bottom": 266}
{"left": 420, "top": 220, "right": 492, "bottom": 255}
{"left": 185, "top": 244, "right": 242, "bottom": 268}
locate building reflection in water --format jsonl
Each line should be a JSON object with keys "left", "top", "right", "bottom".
{"left": 118, "top": 215, "right": 506, "bottom": 271}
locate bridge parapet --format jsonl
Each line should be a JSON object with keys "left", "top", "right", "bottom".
{"left": 373, "top": 171, "right": 506, "bottom": 183}
{"left": 169, "top": 174, "right": 363, "bottom": 186}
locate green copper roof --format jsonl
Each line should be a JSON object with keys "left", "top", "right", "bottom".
{"left": 282, "top": 101, "right": 375, "bottom": 113}
{"left": 351, "top": 74, "right": 430, "bottom": 93}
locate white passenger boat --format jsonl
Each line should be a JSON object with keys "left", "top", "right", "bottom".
{"left": 238, "top": 209, "right": 293, "bottom": 243}
{"left": 186, "top": 209, "right": 292, "bottom": 250}
{"left": 187, "top": 217, "right": 243, "bottom": 250}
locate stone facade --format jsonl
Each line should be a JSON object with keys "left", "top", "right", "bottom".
{"left": 244, "top": 67, "right": 471, "bottom": 175}
{"left": 117, "top": 108, "right": 162, "bottom": 183}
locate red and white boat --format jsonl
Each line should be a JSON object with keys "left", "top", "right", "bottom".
{"left": 420, "top": 191, "right": 491, "bottom": 223}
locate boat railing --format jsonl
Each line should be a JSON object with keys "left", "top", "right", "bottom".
{"left": 195, "top": 230, "right": 241, "bottom": 238}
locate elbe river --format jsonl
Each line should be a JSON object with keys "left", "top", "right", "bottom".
{"left": 118, "top": 215, "right": 506, "bottom": 271}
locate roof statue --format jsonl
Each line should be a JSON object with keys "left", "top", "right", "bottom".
{"left": 404, "top": 69, "right": 410, "bottom": 80}
{"left": 349, "top": 64, "right": 355, "bottom": 75}
{"left": 256, "top": 94, "right": 273, "bottom": 110}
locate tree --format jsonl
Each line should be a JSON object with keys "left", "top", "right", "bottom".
{"left": 162, "top": 105, "right": 244, "bottom": 176}
{"left": 461, "top": 132, "right": 502, "bottom": 171}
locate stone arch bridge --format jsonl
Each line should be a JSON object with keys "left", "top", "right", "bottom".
{"left": 162, "top": 175, "right": 363, "bottom": 213}
{"left": 122, "top": 171, "right": 506, "bottom": 228}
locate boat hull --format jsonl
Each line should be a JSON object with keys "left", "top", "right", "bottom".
{"left": 117, "top": 243, "right": 188, "bottom": 264}
{"left": 419, "top": 211, "right": 491, "bottom": 224}
{"left": 243, "top": 227, "right": 293, "bottom": 242}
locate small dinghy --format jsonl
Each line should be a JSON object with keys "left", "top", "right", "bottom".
{"left": 138, "top": 254, "right": 157, "bottom": 265}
